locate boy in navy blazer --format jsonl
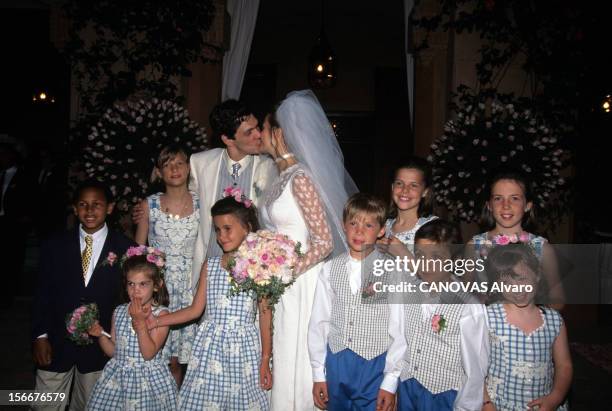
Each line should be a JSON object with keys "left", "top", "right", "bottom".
{"left": 31, "top": 179, "right": 135, "bottom": 410}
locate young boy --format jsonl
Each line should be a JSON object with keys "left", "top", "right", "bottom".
{"left": 31, "top": 179, "right": 135, "bottom": 410}
{"left": 382, "top": 219, "right": 489, "bottom": 410}
{"left": 308, "top": 193, "right": 399, "bottom": 411}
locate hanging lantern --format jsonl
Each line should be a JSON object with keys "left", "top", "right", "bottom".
{"left": 308, "top": 2, "right": 336, "bottom": 89}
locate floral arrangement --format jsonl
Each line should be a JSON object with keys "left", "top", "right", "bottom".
{"left": 122, "top": 245, "right": 166, "bottom": 277}
{"left": 478, "top": 232, "right": 538, "bottom": 259}
{"left": 227, "top": 230, "right": 303, "bottom": 307}
{"left": 428, "top": 88, "right": 570, "bottom": 226}
{"left": 223, "top": 186, "right": 252, "bottom": 208}
{"left": 81, "top": 98, "right": 208, "bottom": 212}
{"left": 431, "top": 314, "right": 447, "bottom": 334}
{"left": 65, "top": 303, "right": 100, "bottom": 345}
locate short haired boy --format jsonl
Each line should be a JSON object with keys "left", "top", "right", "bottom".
{"left": 308, "top": 193, "right": 402, "bottom": 411}
{"left": 31, "top": 180, "right": 135, "bottom": 410}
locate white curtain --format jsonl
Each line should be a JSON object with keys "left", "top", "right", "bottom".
{"left": 404, "top": 0, "right": 415, "bottom": 130}
{"left": 221, "top": 0, "right": 260, "bottom": 101}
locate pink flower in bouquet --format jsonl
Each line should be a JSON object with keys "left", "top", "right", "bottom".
{"left": 65, "top": 303, "right": 100, "bottom": 345}
{"left": 227, "top": 230, "right": 303, "bottom": 307}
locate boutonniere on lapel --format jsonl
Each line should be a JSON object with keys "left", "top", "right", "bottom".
{"left": 362, "top": 282, "right": 376, "bottom": 299}
{"left": 103, "top": 252, "right": 118, "bottom": 267}
{"left": 431, "top": 314, "right": 447, "bottom": 334}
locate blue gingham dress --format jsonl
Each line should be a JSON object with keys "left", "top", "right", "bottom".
{"left": 87, "top": 304, "right": 178, "bottom": 410}
{"left": 148, "top": 192, "right": 199, "bottom": 364}
{"left": 384, "top": 215, "right": 438, "bottom": 253}
{"left": 486, "top": 304, "right": 568, "bottom": 411}
{"left": 179, "top": 257, "right": 269, "bottom": 410}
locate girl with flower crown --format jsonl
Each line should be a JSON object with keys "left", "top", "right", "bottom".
{"left": 134, "top": 144, "right": 199, "bottom": 386}
{"left": 466, "top": 170, "right": 564, "bottom": 307}
{"left": 381, "top": 219, "right": 489, "bottom": 411}
{"left": 149, "top": 192, "right": 271, "bottom": 410}
{"left": 86, "top": 246, "right": 178, "bottom": 410}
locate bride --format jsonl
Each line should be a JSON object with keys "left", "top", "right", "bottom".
{"left": 259, "top": 90, "right": 357, "bottom": 410}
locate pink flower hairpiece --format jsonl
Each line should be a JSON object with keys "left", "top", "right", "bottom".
{"left": 492, "top": 232, "right": 531, "bottom": 245}
{"left": 223, "top": 186, "right": 253, "bottom": 208}
{"left": 122, "top": 245, "right": 166, "bottom": 277}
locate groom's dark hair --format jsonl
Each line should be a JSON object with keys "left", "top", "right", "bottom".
{"left": 209, "top": 99, "right": 251, "bottom": 147}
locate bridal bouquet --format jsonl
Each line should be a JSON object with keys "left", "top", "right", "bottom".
{"left": 65, "top": 303, "right": 100, "bottom": 345}
{"left": 228, "top": 230, "right": 303, "bottom": 306}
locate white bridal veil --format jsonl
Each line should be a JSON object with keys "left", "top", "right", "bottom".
{"left": 275, "top": 89, "right": 359, "bottom": 257}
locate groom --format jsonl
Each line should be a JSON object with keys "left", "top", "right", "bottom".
{"left": 189, "top": 100, "right": 276, "bottom": 287}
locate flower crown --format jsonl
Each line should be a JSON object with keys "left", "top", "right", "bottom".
{"left": 480, "top": 232, "right": 537, "bottom": 258}
{"left": 223, "top": 186, "right": 253, "bottom": 208}
{"left": 122, "top": 245, "right": 166, "bottom": 277}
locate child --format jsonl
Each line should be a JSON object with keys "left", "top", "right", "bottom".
{"left": 308, "top": 193, "right": 397, "bottom": 411}
{"left": 468, "top": 170, "right": 564, "bottom": 306}
{"left": 379, "top": 158, "right": 437, "bottom": 256}
{"left": 31, "top": 179, "right": 135, "bottom": 410}
{"left": 135, "top": 144, "right": 199, "bottom": 385}
{"left": 151, "top": 193, "right": 272, "bottom": 410}
{"left": 381, "top": 219, "right": 489, "bottom": 411}
{"left": 86, "top": 247, "right": 178, "bottom": 410}
{"left": 484, "top": 244, "right": 572, "bottom": 411}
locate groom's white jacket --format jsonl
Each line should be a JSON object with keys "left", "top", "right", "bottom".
{"left": 189, "top": 148, "right": 277, "bottom": 290}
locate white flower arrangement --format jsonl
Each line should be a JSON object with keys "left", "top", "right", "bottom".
{"left": 82, "top": 98, "right": 208, "bottom": 212}
{"left": 428, "top": 89, "right": 570, "bottom": 225}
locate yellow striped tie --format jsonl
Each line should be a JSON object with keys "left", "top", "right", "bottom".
{"left": 82, "top": 235, "right": 93, "bottom": 279}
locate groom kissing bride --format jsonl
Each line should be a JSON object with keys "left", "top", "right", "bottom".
{"left": 136, "top": 90, "right": 357, "bottom": 410}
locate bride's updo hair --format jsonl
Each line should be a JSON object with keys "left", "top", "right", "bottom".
{"left": 211, "top": 196, "right": 260, "bottom": 233}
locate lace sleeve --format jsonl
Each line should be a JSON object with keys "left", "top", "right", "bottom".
{"left": 291, "top": 173, "right": 333, "bottom": 275}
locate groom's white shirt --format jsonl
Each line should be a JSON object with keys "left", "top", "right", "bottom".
{"left": 189, "top": 148, "right": 277, "bottom": 290}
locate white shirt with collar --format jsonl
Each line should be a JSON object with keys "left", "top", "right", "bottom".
{"left": 0, "top": 165, "right": 17, "bottom": 216}
{"left": 80, "top": 223, "right": 109, "bottom": 287}
{"left": 223, "top": 149, "right": 252, "bottom": 177}
{"left": 308, "top": 253, "right": 401, "bottom": 393}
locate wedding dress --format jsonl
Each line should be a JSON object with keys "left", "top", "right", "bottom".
{"left": 261, "top": 90, "right": 358, "bottom": 410}
{"left": 261, "top": 164, "right": 332, "bottom": 411}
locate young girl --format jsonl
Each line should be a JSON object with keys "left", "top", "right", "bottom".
{"left": 484, "top": 244, "right": 572, "bottom": 411}
{"left": 135, "top": 144, "right": 199, "bottom": 385}
{"left": 381, "top": 219, "right": 489, "bottom": 411}
{"left": 86, "top": 247, "right": 177, "bottom": 410}
{"left": 151, "top": 193, "right": 272, "bottom": 410}
{"left": 468, "top": 170, "right": 564, "bottom": 306}
{"left": 379, "top": 158, "right": 437, "bottom": 255}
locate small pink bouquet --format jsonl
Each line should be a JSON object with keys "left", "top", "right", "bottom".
{"left": 228, "top": 230, "right": 302, "bottom": 306}
{"left": 65, "top": 303, "right": 100, "bottom": 345}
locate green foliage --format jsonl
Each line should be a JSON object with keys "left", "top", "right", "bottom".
{"left": 63, "top": 0, "right": 217, "bottom": 112}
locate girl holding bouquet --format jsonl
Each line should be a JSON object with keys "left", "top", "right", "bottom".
{"left": 151, "top": 194, "right": 272, "bottom": 410}
{"left": 86, "top": 247, "right": 178, "bottom": 410}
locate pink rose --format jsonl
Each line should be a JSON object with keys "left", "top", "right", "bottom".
{"left": 155, "top": 258, "right": 165, "bottom": 268}
{"left": 146, "top": 254, "right": 157, "bottom": 264}
{"left": 431, "top": 314, "right": 441, "bottom": 333}
{"left": 107, "top": 252, "right": 117, "bottom": 265}
{"left": 243, "top": 199, "right": 252, "bottom": 208}
{"left": 508, "top": 234, "right": 518, "bottom": 243}
{"left": 261, "top": 253, "right": 269, "bottom": 262}
{"left": 519, "top": 233, "right": 530, "bottom": 243}
{"left": 496, "top": 235, "right": 510, "bottom": 245}
{"left": 275, "top": 256, "right": 286, "bottom": 265}
{"left": 67, "top": 325, "right": 76, "bottom": 334}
